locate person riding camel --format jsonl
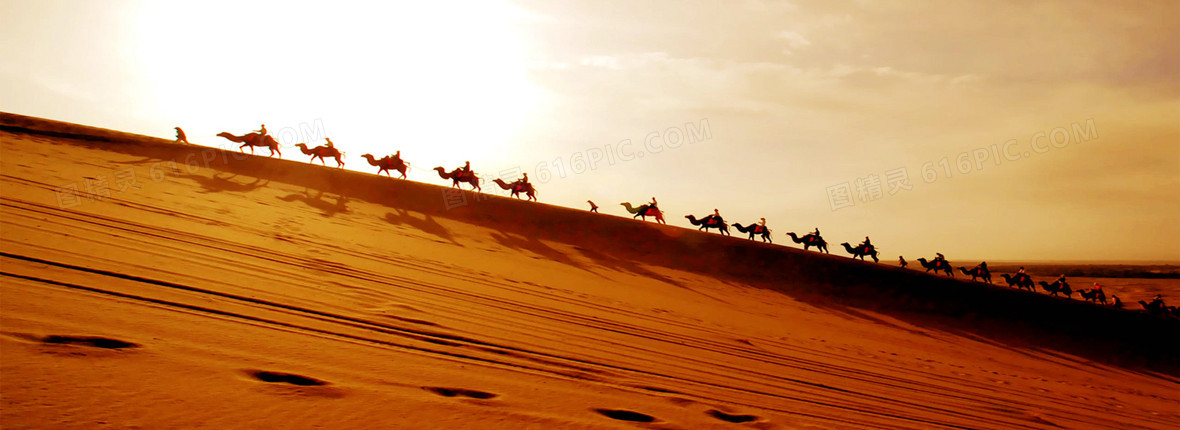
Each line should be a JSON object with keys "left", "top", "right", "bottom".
{"left": 1056, "top": 274, "right": 1068, "bottom": 288}
{"left": 934, "top": 252, "right": 947, "bottom": 269}
{"left": 860, "top": 236, "right": 873, "bottom": 252}
{"left": 325, "top": 138, "right": 335, "bottom": 149}
{"left": 899, "top": 256, "right": 908, "bottom": 268}
{"left": 708, "top": 208, "right": 722, "bottom": 227}
{"left": 513, "top": 173, "right": 531, "bottom": 191}
{"left": 757, "top": 217, "right": 767, "bottom": 234}
{"left": 254, "top": 124, "right": 268, "bottom": 145}
{"left": 460, "top": 161, "right": 473, "bottom": 181}
{"left": 1092, "top": 282, "right": 1106, "bottom": 302}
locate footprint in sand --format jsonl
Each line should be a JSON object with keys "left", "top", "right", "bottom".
{"left": 247, "top": 370, "right": 344, "bottom": 398}
{"left": 593, "top": 409, "right": 657, "bottom": 423}
{"left": 250, "top": 371, "right": 328, "bottom": 386}
{"left": 41, "top": 335, "right": 139, "bottom": 349}
{"left": 422, "top": 387, "right": 499, "bottom": 400}
{"left": 707, "top": 409, "right": 760, "bottom": 423}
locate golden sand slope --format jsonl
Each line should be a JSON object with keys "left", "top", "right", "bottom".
{"left": 1, "top": 113, "right": 1177, "bottom": 429}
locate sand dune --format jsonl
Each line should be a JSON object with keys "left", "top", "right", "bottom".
{"left": 1, "top": 112, "right": 1177, "bottom": 429}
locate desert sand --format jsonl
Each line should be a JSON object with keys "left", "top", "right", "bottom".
{"left": 1, "top": 112, "right": 1177, "bottom": 429}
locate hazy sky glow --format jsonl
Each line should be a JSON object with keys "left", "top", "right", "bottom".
{"left": 2, "top": 0, "right": 1177, "bottom": 262}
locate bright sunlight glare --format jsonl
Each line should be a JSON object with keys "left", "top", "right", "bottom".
{"left": 133, "top": 0, "right": 542, "bottom": 177}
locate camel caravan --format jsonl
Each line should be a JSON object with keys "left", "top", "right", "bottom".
{"left": 217, "top": 126, "right": 537, "bottom": 201}
{"left": 211, "top": 124, "right": 1172, "bottom": 317}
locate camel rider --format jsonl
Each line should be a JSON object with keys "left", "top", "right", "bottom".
{"left": 860, "top": 236, "right": 872, "bottom": 251}
{"left": 709, "top": 208, "right": 721, "bottom": 226}
{"left": 757, "top": 217, "right": 767, "bottom": 233}
{"left": 324, "top": 138, "right": 336, "bottom": 152}
{"left": 814, "top": 227, "right": 821, "bottom": 237}
{"left": 460, "top": 161, "right": 472, "bottom": 181}
{"left": 899, "top": 256, "right": 908, "bottom": 268}
{"left": 514, "top": 173, "right": 530, "bottom": 191}
{"left": 1056, "top": 274, "right": 1067, "bottom": 287}
{"left": 255, "top": 124, "right": 267, "bottom": 137}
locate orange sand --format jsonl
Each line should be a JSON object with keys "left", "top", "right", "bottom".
{"left": 1, "top": 113, "right": 1177, "bottom": 429}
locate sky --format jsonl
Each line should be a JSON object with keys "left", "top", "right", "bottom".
{"left": 2, "top": 0, "right": 1178, "bottom": 262}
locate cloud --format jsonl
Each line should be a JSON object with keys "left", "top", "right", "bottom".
{"left": 776, "top": 30, "right": 812, "bottom": 54}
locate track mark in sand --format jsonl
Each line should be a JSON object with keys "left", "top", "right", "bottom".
{"left": 594, "top": 409, "right": 656, "bottom": 423}
{"left": 42, "top": 335, "right": 139, "bottom": 349}
{"left": 632, "top": 385, "right": 681, "bottom": 394}
{"left": 422, "top": 387, "right": 498, "bottom": 399}
{"left": 251, "top": 371, "right": 328, "bottom": 386}
{"left": 708, "top": 409, "right": 759, "bottom": 423}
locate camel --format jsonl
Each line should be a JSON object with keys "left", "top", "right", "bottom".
{"left": 1000, "top": 273, "right": 1035, "bottom": 292}
{"left": 1038, "top": 280, "right": 1073, "bottom": 298}
{"left": 1077, "top": 289, "right": 1107, "bottom": 305}
{"left": 1138, "top": 297, "right": 1172, "bottom": 316}
{"left": 684, "top": 214, "right": 729, "bottom": 235}
{"left": 785, "top": 232, "right": 828, "bottom": 253}
{"left": 915, "top": 258, "right": 953, "bottom": 277}
{"left": 620, "top": 202, "right": 665, "bottom": 224}
{"left": 957, "top": 266, "right": 992, "bottom": 284}
{"left": 218, "top": 132, "right": 281, "bottom": 157}
{"left": 732, "top": 223, "right": 771, "bottom": 242}
{"left": 840, "top": 242, "right": 879, "bottom": 262}
{"left": 360, "top": 154, "right": 408, "bottom": 178}
{"left": 491, "top": 178, "right": 537, "bottom": 201}
{"left": 294, "top": 143, "right": 344, "bottom": 167}
{"left": 434, "top": 167, "right": 481, "bottom": 191}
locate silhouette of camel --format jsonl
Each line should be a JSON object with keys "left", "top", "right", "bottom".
{"left": 620, "top": 202, "right": 665, "bottom": 224}
{"left": 219, "top": 132, "right": 281, "bottom": 157}
{"left": 491, "top": 178, "right": 537, "bottom": 201}
{"left": 684, "top": 214, "right": 729, "bottom": 235}
{"left": 1038, "top": 280, "right": 1073, "bottom": 298}
{"left": 916, "top": 258, "right": 953, "bottom": 277}
{"left": 434, "top": 167, "right": 481, "bottom": 191}
{"left": 732, "top": 223, "right": 771, "bottom": 242}
{"left": 956, "top": 266, "right": 992, "bottom": 284}
{"left": 361, "top": 153, "right": 408, "bottom": 178}
{"left": 1077, "top": 289, "right": 1107, "bottom": 305}
{"left": 786, "top": 232, "right": 828, "bottom": 253}
{"left": 840, "top": 242, "right": 879, "bottom": 262}
{"left": 294, "top": 143, "right": 344, "bottom": 167}
{"left": 1000, "top": 273, "right": 1035, "bottom": 292}
{"left": 1138, "top": 298, "right": 1173, "bottom": 316}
